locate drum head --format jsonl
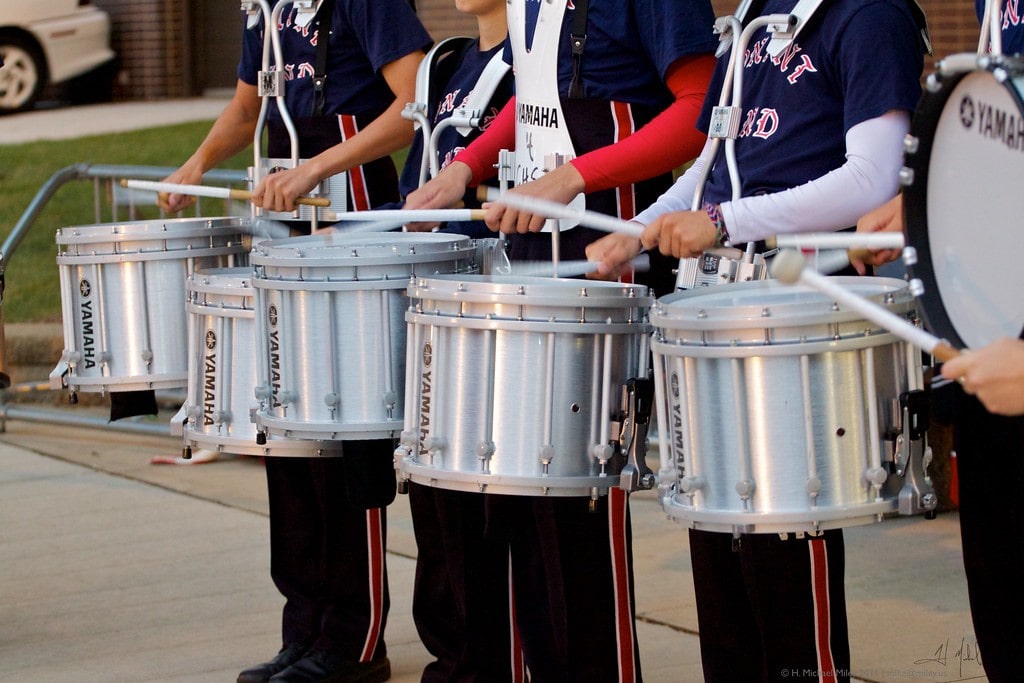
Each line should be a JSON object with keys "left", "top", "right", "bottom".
{"left": 903, "top": 59, "right": 1024, "bottom": 349}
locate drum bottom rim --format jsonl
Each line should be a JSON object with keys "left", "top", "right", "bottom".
{"left": 180, "top": 432, "right": 345, "bottom": 458}
{"left": 65, "top": 376, "right": 187, "bottom": 392}
{"left": 257, "top": 414, "right": 402, "bottom": 441}
{"left": 662, "top": 497, "right": 898, "bottom": 534}
{"left": 401, "top": 458, "right": 621, "bottom": 497}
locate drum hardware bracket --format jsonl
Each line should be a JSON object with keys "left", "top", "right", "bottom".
{"left": 894, "top": 389, "right": 938, "bottom": 518}
{"left": 611, "top": 377, "right": 656, "bottom": 493}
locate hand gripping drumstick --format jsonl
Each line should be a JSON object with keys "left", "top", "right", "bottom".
{"left": 765, "top": 232, "right": 906, "bottom": 269}
{"left": 770, "top": 249, "right": 961, "bottom": 362}
{"left": 479, "top": 186, "right": 644, "bottom": 237}
{"left": 479, "top": 187, "right": 746, "bottom": 262}
{"left": 766, "top": 232, "right": 905, "bottom": 252}
{"left": 120, "top": 179, "right": 331, "bottom": 207}
{"left": 325, "top": 208, "right": 486, "bottom": 223}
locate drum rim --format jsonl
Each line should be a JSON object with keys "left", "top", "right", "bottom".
{"left": 650, "top": 276, "right": 913, "bottom": 331}
{"left": 55, "top": 216, "right": 249, "bottom": 245}
{"left": 406, "top": 272, "right": 653, "bottom": 307}
{"left": 903, "top": 60, "right": 1024, "bottom": 348}
{"left": 251, "top": 231, "right": 474, "bottom": 263}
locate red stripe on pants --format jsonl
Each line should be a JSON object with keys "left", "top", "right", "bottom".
{"left": 359, "top": 507, "right": 385, "bottom": 662}
{"left": 809, "top": 537, "right": 837, "bottom": 681}
{"left": 608, "top": 487, "right": 636, "bottom": 682}
{"left": 339, "top": 114, "right": 371, "bottom": 211}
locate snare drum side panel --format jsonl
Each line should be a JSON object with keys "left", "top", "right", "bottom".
{"left": 427, "top": 324, "right": 496, "bottom": 475}
{"left": 805, "top": 352, "right": 874, "bottom": 509}
{"left": 490, "top": 330, "right": 593, "bottom": 478}
{"left": 676, "top": 357, "right": 743, "bottom": 514}
{"left": 256, "top": 285, "right": 406, "bottom": 438}
{"left": 329, "top": 288, "right": 407, "bottom": 426}
{"left": 744, "top": 355, "right": 815, "bottom": 512}
{"left": 186, "top": 306, "right": 257, "bottom": 442}
{"left": 141, "top": 258, "right": 189, "bottom": 377}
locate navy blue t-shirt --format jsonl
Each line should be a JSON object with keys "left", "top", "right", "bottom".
{"left": 510, "top": 0, "right": 717, "bottom": 109}
{"left": 698, "top": 0, "right": 924, "bottom": 205}
{"left": 238, "top": 0, "right": 431, "bottom": 121}
{"left": 976, "top": 0, "right": 1024, "bottom": 55}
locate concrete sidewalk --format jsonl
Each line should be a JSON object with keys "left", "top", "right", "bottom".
{"left": 0, "top": 403, "right": 987, "bottom": 683}
{"left": 0, "top": 97, "right": 230, "bottom": 144}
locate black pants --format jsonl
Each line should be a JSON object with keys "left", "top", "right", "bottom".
{"left": 266, "top": 439, "right": 395, "bottom": 662}
{"left": 953, "top": 387, "right": 1024, "bottom": 683}
{"left": 689, "top": 528, "right": 851, "bottom": 682}
{"left": 409, "top": 484, "right": 523, "bottom": 683}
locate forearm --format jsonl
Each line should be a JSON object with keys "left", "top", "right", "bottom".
{"left": 181, "top": 81, "right": 261, "bottom": 176}
{"left": 453, "top": 98, "right": 516, "bottom": 185}
{"left": 720, "top": 111, "right": 910, "bottom": 243}
{"left": 570, "top": 54, "right": 714, "bottom": 193}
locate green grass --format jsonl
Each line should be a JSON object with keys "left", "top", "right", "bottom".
{"left": 0, "top": 121, "right": 249, "bottom": 322}
{"left": 0, "top": 122, "right": 409, "bottom": 323}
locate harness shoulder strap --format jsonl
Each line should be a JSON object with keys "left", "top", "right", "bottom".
{"left": 568, "top": 0, "right": 590, "bottom": 99}
{"left": 312, "top": 0, "right": 336, "bottom": 116}
{"left": 455, "top": 49, "right": 512, "bottom": 136}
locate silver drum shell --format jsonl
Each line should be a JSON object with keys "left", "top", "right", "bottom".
{"left": 251, "top": 232, "right": 477, "bottom": 441}
{"left": 651, "top": 277, "right": 921, "bottom": 534}
{"left": 54, "top": 217, "right": 250, "bottom": 393}
{"left": 173, "top": 267, "right": 342, "bottom": 457}
{"left": 398, "top": 274, "right": 653, "bottom": 497}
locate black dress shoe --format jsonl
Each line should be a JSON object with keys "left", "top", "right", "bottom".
{"left": 237, "top": 643, "right": 310, "bottom": 683}
{"left": 269, "top": 649, "right": 392, "bottom": 683}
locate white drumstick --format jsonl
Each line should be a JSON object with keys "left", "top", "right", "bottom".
{"left": 771, "top": 250, "right": 961, "bottom": 362}
{"left": 767, "top": 232, "right": 905, "bottom": 251}
{"left": 121, "top": 179, "right": 331, "bottom": 207}
{"left": 481, "top": 187, "right": 644, "bottom": 238}
{"left": 324, "top": 208, "right": 486, "bottom": 223}
{"left": 507, "top": 254, "right": 651, "bottom": 278}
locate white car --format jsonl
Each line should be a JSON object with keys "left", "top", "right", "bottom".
{"left": 0, "top": 0, "right": 116, "bottom": 114}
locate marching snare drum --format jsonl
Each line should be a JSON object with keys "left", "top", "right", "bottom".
{"left": 171, "top": 268, "right": 342, "bottom": 457}
{"left": 902, "top": 53, "right": 1024, "bottom": 349}
{"left": 652, "top": 277, "right": 928, "bottom": 534}
{"left": 251, "top": 232, "right": 476, "bottom": 441}
{"left": 52, "top": 217, "right": 250, "bottom": 394}
{"left": 397, "top": 274, "right": 653, "bottom": 497}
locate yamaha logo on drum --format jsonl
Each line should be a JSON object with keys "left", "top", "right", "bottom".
{"left": 960, "top": 95, "right": 976, "bottom": 129}
{"left": 78, "top": 278, "right": 96, "bottom": 369}
{"left": 960, "top": 93, "right": 1024, "bottom": 152}
{"left": 268, "top": 304, "right": 279, "bottom": 328}
{"left": 203, "top": 339, "right": 217, "bottom": 426}
{"left": 670, "top": 371, "right": 686, "bottom": 477}
{"left": 419, "top": 342, "right": 433, "bottom": 454}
